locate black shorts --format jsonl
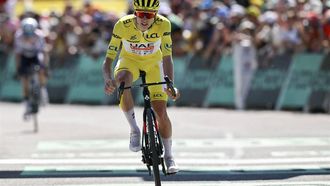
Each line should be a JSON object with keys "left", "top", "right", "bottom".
{"left": 18, "top": 55, "right": 41, "bottom": 76}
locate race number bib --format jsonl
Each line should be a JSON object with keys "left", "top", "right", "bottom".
{"left": 122, "top": 40, "right": 161, "bottom": 56}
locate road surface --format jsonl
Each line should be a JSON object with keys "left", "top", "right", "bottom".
{"left": 1, "top": 102, "right": 330, "bottom": 186}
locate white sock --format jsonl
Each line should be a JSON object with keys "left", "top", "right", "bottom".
{"left": 41, "top": 86, "right": 49, "bottom": 103}
{"left": 162, "top": 138, "right": 173, "bottom": 158}
{"left": 124, "top": 108, "right": 139, "bottom": 133}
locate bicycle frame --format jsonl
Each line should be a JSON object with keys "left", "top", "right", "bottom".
{"left": 28, "top": 65, "right": 41, "bottom": 114}
{"left": 117, "top": 71, "right": 175, "bottom": 186}
{"left": 26, "top": 64, "right": 41, "bottom": 132}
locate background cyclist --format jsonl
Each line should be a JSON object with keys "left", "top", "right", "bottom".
{"left": 102, "top": 0, "right": 180, "bottom": 174}
{"left": 14, "top": 17, "right": 49, "bottom": 118}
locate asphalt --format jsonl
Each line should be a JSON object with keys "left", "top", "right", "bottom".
{"left": 1, "top": 102, "right": 330, "bottom": 186}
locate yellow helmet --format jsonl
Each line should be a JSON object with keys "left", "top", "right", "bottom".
{"left": 133, "top": 0, "right": 160, "bottom": 11}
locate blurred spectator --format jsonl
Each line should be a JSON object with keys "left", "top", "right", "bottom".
{"left": 2, "top": 0, "right": 330, "bottom": 112}
{"left": 300, "top": 11, "right": 324, "bottom": 53}
{"left": 279, "top": 11, "right": 302, "bottom": 54}
{"left": 0, "top": 13, "right": 15, "bottom": 54}
{"left": 322, "top": 9, "right": 330, "bottom": 52}
{"left": 246, "top": 5, "right": 260, "bottom": 26}
{"left": 0, "top": 12, "right": 16, "bottom": 70}
{"left": 202, "top": 3, "right": 231, "bottom": 67}
{"left": 159, "top": 2, "right": 188, "bottom": 57}
{"left": 233, "top": 20, "right": 257, "bottom": 110}
{"left": 0, "top": 0, "right": 6, "bottom": 12}
{"left": 49, "top": 15, "right": 79, "bottom": 66}
{"left": 83, "top": 0, "right": 98, "bottom": 15}
{"left": 1, "top": 0, "right": 330, "bottom": 73}
{"left": 255, "top": 10, "right": 279, "bottom": 67}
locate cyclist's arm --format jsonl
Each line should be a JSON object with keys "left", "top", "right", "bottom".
{"left": 103, "top": 22, "right": 122, "bottom": 81}
{"left": 163, "top": 55, "right": 174, "bottom": 82}
{"left": 161, "top": 19, "right": 174, "bottom": 82}
{"left": 103, "top": 56, "right": 117, "bottom": 95}
{"left": 161, "top": 20, "right": 180, "bottom": 99}
{"left": 14, "top": 32, "right": 22, "bottom": 74}
{"left": 36, "top": 30, "right": 48, "bottom": 67}
{"left": 103, "top": 57, "right": 114, "bottom": 81}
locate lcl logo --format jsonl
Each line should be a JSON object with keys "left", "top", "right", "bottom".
{"left": 144, "top": 33, "right": 159, "bottom": 39}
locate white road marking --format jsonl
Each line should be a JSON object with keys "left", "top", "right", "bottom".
{"left": 36, "top": 137, "right": 330, "bottom": 151}
{"left": 21, "top": 164, "right": 330, "bottom": 172}
{"left": 3, "top": 157, "right": 330, "bottom": 165}
{"left": 271, "top": 150, "right": 330, "bottom": 157}
{"left": 56, "top": 181, "right": 330, "bottom": 186}
{"left": 14, "top": 138, "right": 330, "bottom": 186}
{"left": 30, "top": 152, "right": 227, "bottom": 159}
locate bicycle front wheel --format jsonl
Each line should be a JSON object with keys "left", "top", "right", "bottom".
{"left": 146, "top": 108, "right": 161, "bottom": 186}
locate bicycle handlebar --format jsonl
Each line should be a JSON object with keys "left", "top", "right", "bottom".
{"left": 117, "top": 76, "right": 176, "bottom": 104}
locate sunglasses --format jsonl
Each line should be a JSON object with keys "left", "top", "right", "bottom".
{"left": 135, "top": 11, "right": 157, "bottom": 19}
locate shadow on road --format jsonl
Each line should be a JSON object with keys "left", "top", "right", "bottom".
{"left": 1, "top": 168, "right": 330, "bottom": 181}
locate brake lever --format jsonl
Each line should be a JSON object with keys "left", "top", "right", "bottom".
{"left": 164, "top": 76, "right": 176, "bottom": 97}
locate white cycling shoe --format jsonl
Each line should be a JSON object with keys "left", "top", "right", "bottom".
{"left": 165, "top": 157, "right": 179, "bottom": 174}
{"left": 129, "top": 131, "right": 141, "bottom": 152}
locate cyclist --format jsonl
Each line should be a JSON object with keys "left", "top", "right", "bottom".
{"left": 102, "top": 0, "right": 180, "bottom": 174}
{"left": 14, "top": 17, "right": 49, "bottom": 118}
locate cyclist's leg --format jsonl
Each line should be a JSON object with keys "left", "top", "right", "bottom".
{"left": 114, "top": 58, "right": 140, "bottom": 112}
{"left": 151, "top": 100, "right": 179, "bottom": 173}
{"left": 18, "top": 57, "right": 30, "bottom": 102}
{"left": 38, "top": 60, "right": 49, "bottom": 105}
{"left": 147, "top": 62, "right": 179, "bottom": 173}
{"left": 39, "top": 71, "right": 49, "bottom": 105}
{"left": 146, "top": 62, "right": 171, "bottom": 141}
{"left": 114, "top": 58, "right": 141, "bottom": 152}
{"left": 18, "top": 56, "right": 31, "bottom": 112}
{"left": 20, "top": 75, "right": 29, "bottom": 102}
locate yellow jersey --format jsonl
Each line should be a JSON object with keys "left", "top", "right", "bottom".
{"left": 106, "top": 14, "right": 172, "bottom": 64}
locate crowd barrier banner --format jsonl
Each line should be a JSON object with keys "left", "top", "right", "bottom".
{"left": 245, "top": 53, "right": 293, "bottom": 109}
{"left": 307, "top": 52, "right": 330, "bottom": 112}
{"left": 66, "top": 54, "right": 106, "bottom": 104}
{"left": 0, "top": 53, "right": 5, "bottom": 90}
{"left": 204, "top": 55, "right": 234, "bottom": 107}
{"left": 1, "top": 52, "right": 329, "bottom": 113}
{"left": 175, "top": 69, "right": 211, "bottom": 106}
{"left": 276, "top": 53, "right": 323, "bottom": 111}
{"left": 0, "top": 52, "right": 9, "bottom": 80}
{"left": 48, "top": 66, "right": 76, "bottom": 103}
{"left": 0, "top": 53, "right": 22, "bottom": 101}
{"left": 173, "top": 57, "right": 189, "bottom": 86}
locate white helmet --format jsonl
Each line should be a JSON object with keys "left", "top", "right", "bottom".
{"left": 21, "top": 17, "right": 38, "bottom": 36}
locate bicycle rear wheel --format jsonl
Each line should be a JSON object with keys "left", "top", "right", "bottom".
{"left": 146, "top": 108, "right": 161, "bottom": 186}
{"left": 32, "top": 114, "right": 38, "bottom": 133}
{"left": 30, "top": 71, "right": 40, "bottom": 132}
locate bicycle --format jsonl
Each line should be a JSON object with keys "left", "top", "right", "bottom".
{"left": 118, "top": 71, "right": 176, "bottom": 186}
{"left": 23, "top": 64, "right": 41, "bottom": 133}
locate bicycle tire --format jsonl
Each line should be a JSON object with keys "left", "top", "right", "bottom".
{"left": 32, "top": 114, "right": 38, "bottom": 133}
{"left": 29, "top": 68, "right": 40, "bottom": 132}
{"left": 146, "top": 108, "right": 161, "bottom": 186}
{"left": 30, "top": 70, "right": 40, "bottom": 114}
